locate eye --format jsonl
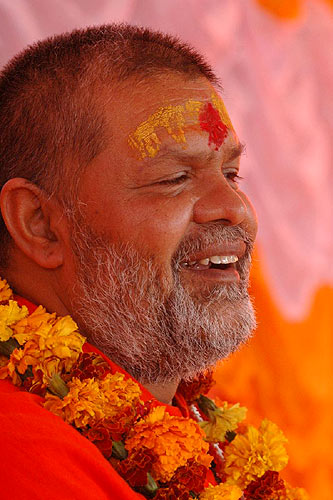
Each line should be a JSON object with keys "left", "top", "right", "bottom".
{"left": 157, "top": 173, "right": 189, "bottom": 185}
{"left": 224, "top": 171, "right": 243, "bottom": 186}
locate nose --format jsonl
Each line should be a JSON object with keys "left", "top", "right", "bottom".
{"left": 193, "top": 178, "right": 247, "bottom": 226}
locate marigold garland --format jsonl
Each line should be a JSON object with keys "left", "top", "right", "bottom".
{"left": 125, "top": 405, "right": 211, "bottom": 482}
{"left": 0, "top": 277, "right": 309, "bottom": 499}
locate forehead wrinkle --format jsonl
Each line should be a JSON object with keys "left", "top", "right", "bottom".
{"left": 147, "top": 147, "right": 216, "bottom": 167}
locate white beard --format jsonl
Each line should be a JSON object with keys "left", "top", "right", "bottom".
{"left": 69, "top": 219, "right": 256, "bottom": 384}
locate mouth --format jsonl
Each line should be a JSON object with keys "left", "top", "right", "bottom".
{"left": 182, "top": 254, "right": 238, "bottom": 270}
{"left": 181, "top": 254, "right": 241, "bottom": 283}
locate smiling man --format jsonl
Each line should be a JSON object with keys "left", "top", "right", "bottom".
{"left": 0, "top": 25, "right": 257, "bottom": 499}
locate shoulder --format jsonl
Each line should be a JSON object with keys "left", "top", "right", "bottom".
{"left": 0, "top": 380, "right": 143, "bottom": 500}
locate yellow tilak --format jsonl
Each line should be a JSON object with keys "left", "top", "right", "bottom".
{"left": 128, "top": 95, "right": 233, "bottom": 160}
{"left": 128, "top": 100, "right": 200, "bottom": 159}
{"left": 211, "top": 94, "right": 234, "bottom": 131}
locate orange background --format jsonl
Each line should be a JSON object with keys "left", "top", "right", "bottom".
{"left": 212, "top": 250, "right": 333, "bottom": 498}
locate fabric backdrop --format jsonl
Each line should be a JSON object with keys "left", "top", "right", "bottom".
{"left": 0, "top": 1, "right": 332, "bottom": 498}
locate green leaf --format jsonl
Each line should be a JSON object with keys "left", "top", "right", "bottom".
{"left": 47, "top": 373, "right": 69, "bottom": 399}
{"left": 197, "top": 394, "right": 217, "bottom": 415}
{"left": 111, "top": 440, "right": 128, "bottom": 460}
{"left": 143, "top": 473, "right": 158, "bottom": 497}
{"left": 0, "top": 337, "right": 20, "bottom": 356}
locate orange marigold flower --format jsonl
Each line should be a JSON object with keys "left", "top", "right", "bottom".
{"left": 244, "top": 470, "right": 286, "bottom": 499}
{"left": 67, "top": 352, "right": 109, "bottom": 382}
{"left": 0, "top": 352, "right": 21, "bottom": 386}
{"left": 125, "top": 406, "right": 211, "bottom": 482}
{"left": 178, "top": 370, "right": 215, "bottom": 404}
{"left": 117, "top": 447, "right": 157, "bottom": 487}
{"left": 199, "top": 483, "right": 243, "bottom": 500}
{"left": 0, "top": 355, "right": 13, "bottom": 383}
{"left": 44, "top": 372, "right": 142, "bottom": 429}
{"left": 0, "top": 278, "right": 13, "bottom": 303}
{"left": 223, "top": 419, "right": 288, "bottom": 489}
{"left": 0, "top": 301, "right": 28, "bottom": 342}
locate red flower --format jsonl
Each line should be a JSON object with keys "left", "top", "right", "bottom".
{"left": 105, "top": 405, "right": 138, "bottom": 441}
{"left": 117, "top": 447, "right": 157, "bottom": 487}
{"left": 136, "top": 399, "right": 156, "bottom": 419}
{"left": 244, "top": 471, "right": 287, "bottom": 500}
{"left": 67, "top": 352, "right": 109, "bottom": 382}
{"left": 170, "top": 459, "right": 207, "bottom": 494}
{"left": 177, "top": 371, "right": 215, "bottom": 404}
{"left": 22, "top": 376, "right": 47, "bottom": 397}
{"left": 154, "top": 484, "right": 190, "bottom": 500}
{"left": 83, "top": 423, "right": 113, "bottom": 458}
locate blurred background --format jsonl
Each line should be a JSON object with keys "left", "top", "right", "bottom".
{"left": 0, "top": 0, "right": 332, "bottom": 498}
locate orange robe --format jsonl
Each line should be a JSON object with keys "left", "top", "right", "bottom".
{"left": 0, "top": 297, "right": 191, "bottom": 500}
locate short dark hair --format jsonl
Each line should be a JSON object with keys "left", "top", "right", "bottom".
{"left": 0, "top": 23, "right": 219, "bottom": 266}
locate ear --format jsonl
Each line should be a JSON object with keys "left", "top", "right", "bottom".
{"left": 0, "top": 178, "right": 65, "bottom": 269}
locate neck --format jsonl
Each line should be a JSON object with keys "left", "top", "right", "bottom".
{"left": 143, "top": 380, "right": 180, "bottom": 405}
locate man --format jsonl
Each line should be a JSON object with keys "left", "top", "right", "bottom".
{"left": 0, "top": 24, "right": 257, "bottom": 499}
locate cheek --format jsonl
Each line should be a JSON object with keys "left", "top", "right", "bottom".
{"left": 102, "top": 193, "right": 195, "bottom": 262}
{"left": 138, "top": 198, "right": 194, "bottom": 258}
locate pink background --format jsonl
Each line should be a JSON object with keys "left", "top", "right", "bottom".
{"left": 0, "top": 0, "right": 331, "bottom": 320}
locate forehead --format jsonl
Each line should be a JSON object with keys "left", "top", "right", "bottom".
{"left": 105, "top": 74, "right": 234, "bottom": 160}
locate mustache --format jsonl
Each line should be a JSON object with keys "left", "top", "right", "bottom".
{"left": 172, "top": 223, "right": 254, "bottom": 271}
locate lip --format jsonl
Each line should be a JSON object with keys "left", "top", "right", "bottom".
{"left": 180, "top": 240, "right": 247, "bottom": 265}
{"left": 182, "top": 265, "right": 240, "bottom": 283}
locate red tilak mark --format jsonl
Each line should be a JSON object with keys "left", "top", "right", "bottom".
{"left": 199, "top": 102, "right": 228, "bottom": 150}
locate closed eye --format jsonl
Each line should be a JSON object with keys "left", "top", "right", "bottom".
{"left": 157, "top": 174, "right": 189, "bottom": 185}
{"left": 225, "top": 172, "right": 244, "bottom": 185}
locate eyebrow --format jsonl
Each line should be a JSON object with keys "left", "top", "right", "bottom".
{"left": 224, "top": 142, "right": 246, "bottom": 162}
{"left": 148, "top": 141, "right": 246, "bottom": 166}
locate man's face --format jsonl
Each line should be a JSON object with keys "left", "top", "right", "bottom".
{"left": 66, "top": 73, "right": 258, "bottom": 383}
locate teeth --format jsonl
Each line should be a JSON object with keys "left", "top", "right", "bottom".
{"left": 198, "top": 258, "right": 210, "bottom": 265}
{"left": 185, "top": 255, "right": 239, "bottom": 267}
{"left": 210, "top": 255, "right": 222, "bottom": 264}
{"left": 209, "top": 255, "right": 239, "bottom": 264}
{"left": 220, "top": 255, "right": 238, "bottom": 264}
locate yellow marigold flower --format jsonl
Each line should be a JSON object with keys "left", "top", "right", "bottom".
{"left": 100, "top": 372, "right": 142, "bottom": 413}
{"left": 125, "top": 406, "right": 211, "bottom": 482}
{"left": 0, "top": 278, "right": 13, "bottom": 302}
{"left": 223, "top": 419, "right": 288, "bottom": 489}
{"left": 37, "top": 316, "right": 85, "bottom": 374}
{"left": 199, "top": 483, "right": 242, "bottom": 500}
{"left": 10, "top": 310, "right": 85, "bottom": 383}
{"left": 44, "top": 373, "right": 142, "bottom": 429}
{"left": 12, "top": 306, "right": 56, "bottom": 345}
{"left": 200, "top": 401, "right": 247, "bottom": 443}
{"left": 0, "top": 301, "right": 28, "bottom": 341}
{"left": 285, "top": 483, "right": 309, "bottom": 500}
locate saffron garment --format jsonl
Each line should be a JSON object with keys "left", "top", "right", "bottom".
{"left": 0, "top": 297, "right": 190, "bottom": 500}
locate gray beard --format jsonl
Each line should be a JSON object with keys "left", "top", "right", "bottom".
{"left": 69, "top": 220, "right": 256, "bottom": 384}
